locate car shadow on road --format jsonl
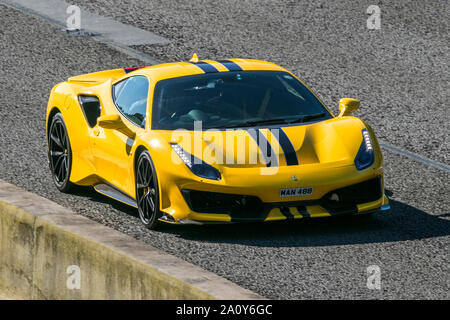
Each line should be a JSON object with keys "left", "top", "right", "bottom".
{"left": 71, "top": 186, "right": 450, "bottom": 248}
{"left": 157, "top": 199, "right": 450, "bottom": 247}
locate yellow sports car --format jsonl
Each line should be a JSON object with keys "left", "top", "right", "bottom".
{"left": 46, "top": 55, "right": 390, "bottom": 229}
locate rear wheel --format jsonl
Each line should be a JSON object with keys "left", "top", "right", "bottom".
{"left": 48, "top": 113, "right": 74, "bottom": 192}
{"left": 136, "top": 150, "right": 161, "bottom": 229}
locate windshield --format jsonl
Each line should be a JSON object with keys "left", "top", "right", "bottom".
{"left": 151, "top": 71, "right": 331, "bottom": 130}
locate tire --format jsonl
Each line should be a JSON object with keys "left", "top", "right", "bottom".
{"left": 135, "top": 150, "right": 161, "bottom": 229}
{"left": 48, "top": 113, "right": 74, "bottom": 192}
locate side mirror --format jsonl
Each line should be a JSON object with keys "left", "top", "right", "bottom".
{"left": 338, "top": 98, "right": 360, "bottom": 117}
{"left": 98, "top": 114, "right": 122, "bottom": 129}
{"left": 97, "top": 114, "right": 136, "bottom": 138}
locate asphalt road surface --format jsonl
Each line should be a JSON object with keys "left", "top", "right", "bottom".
{"left": 0, "top": 1, "right": 449, "bottom": 299}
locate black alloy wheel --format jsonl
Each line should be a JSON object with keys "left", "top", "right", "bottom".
{"left": 136, "top": 150, "right": 161, "bottom": 229}
{"left": 48, "top": 113, "right": 74, "bottom": 192}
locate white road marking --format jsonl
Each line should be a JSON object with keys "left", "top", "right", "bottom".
{"left": 0, "top": 0, "right": 167, "bottom": 64}
{"left": 2, "top": 0, "right": 169, "bottom": 46}
{"left": 380, "top": 142, "right": 450, "bottom": 173}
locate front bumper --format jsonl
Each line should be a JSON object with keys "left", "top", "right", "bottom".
{"left": 174, "top": 195, "right": 391, "bottom": 225}
{"left": 158, "top": 170, "right": 390, "bottom": 224}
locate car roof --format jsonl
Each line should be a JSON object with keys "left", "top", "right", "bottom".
{"left": 127, "top": 59, "right": 289, "bottom": 83}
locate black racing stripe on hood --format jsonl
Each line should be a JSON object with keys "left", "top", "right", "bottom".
{"left": 246, "top": 129, "right": 278, "bottom": 167}
{"left": 271, "top": 128, "right": 299, "bottom": 166}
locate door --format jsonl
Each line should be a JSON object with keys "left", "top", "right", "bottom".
{"left": 91, "top": 76, "right": 149, "bottom": 196}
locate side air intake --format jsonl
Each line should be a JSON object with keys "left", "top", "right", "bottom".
{"left": 78, "top": 95, "right": 101, "bottom": 128}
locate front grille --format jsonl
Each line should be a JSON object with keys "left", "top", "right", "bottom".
{"left": 181, "top": 190, "right": 266, "bottom": 220}
{"left": 181, "top": 176, "right": 383, "bottom": 220}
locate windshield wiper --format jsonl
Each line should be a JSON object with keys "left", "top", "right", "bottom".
{"left": 211, "top": 113, "right": 327, "bottom": 129}
{"left": 286, "top": 113, "right": 326, "bottom": 124}
{"left": 213, "top": 117, "right": 289, "bottom": 129}
{"left": 242, "top": 118, "right": 291, "bottom": 126}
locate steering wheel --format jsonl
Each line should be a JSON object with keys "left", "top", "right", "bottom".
{"left": 205, "top": 97, "right": 243, "bottom": 118}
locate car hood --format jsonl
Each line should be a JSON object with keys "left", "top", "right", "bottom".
{"left": 155, "top": 117, "right": 366, "bottom": 169}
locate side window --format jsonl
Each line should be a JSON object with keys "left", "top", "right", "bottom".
{"left": 112, "top": 76, "right": 149, "bottom": 127}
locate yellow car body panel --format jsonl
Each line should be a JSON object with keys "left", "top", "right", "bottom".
{"left": 46, "top": 58, "right": 388, "bottom": 224}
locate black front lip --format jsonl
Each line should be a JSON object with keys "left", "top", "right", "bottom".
{"left": 177, "top": 201, "right": 389, "bottom": 225}
{"left": 181, "top": 176, "right": 383, "bottom": 222}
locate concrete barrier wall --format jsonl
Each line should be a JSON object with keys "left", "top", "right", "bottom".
{"left": 0, "top": 180, "right": 263, "bottom": 300}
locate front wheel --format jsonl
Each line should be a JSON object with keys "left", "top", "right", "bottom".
{"left": 135, "top": 150, "right": 161, "bottom": 229}
{"left": 48, "top": 113, "right": 74, "bottom": 192}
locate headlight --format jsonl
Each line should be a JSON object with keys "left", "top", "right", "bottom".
{"left": 170, "top": 143, "right": 221, "bottom": 180}
{"left": 354, "top": 129, "right": 374, "bottom": 170}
